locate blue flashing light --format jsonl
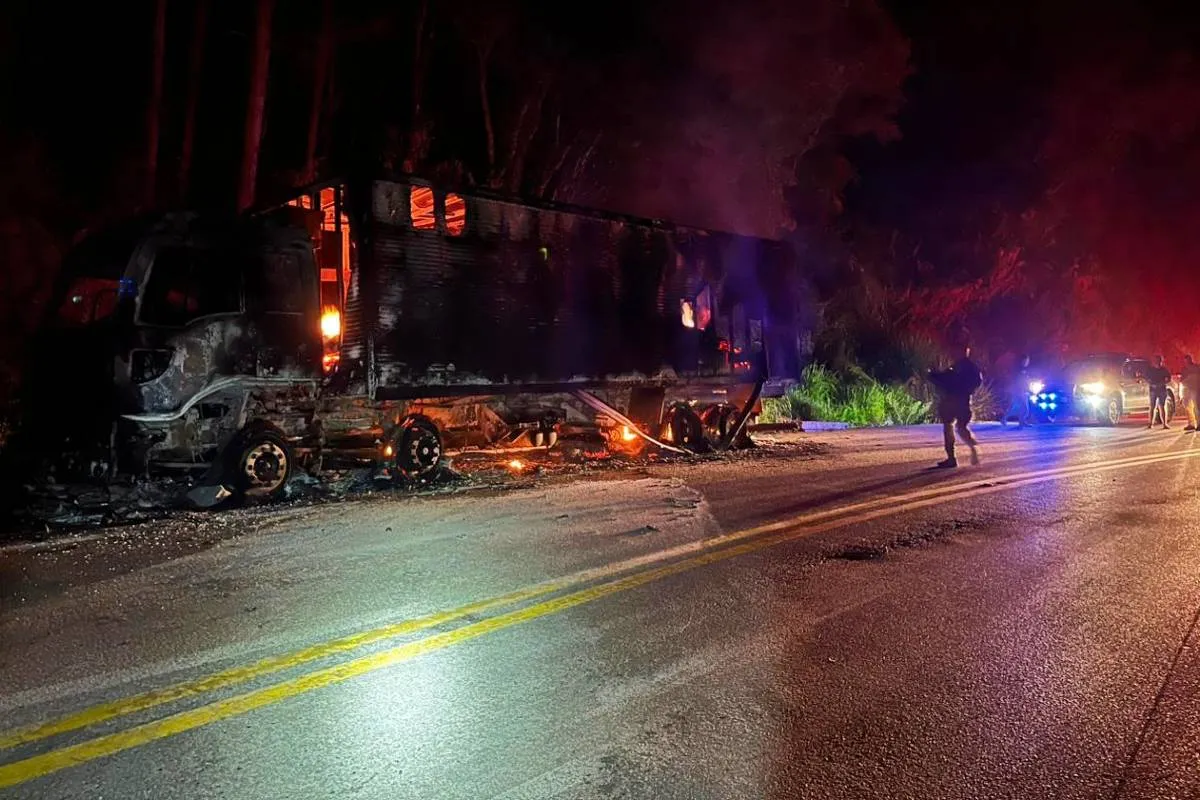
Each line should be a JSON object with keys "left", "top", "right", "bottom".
{"left": 118, "top": 277, "right": 137, "bottom": 298}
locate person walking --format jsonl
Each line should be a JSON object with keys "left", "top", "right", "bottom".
{"left": 1147, "top": 354, "right": 1172, "bottom": 430}
{"left": 1001, "top": 354, "right": 1034, "bottom": 427}
{"left": 1182, "top": 354, "right": 1200, "bottom": 432}
{"left": 930, "top": 345, "right": 983, "bottom": 467}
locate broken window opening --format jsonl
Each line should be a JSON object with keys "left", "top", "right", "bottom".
{"left": 695, "top": 286, "right": 714, "bottom": 331}
{"left": 411, "top": 186, "right": 436, "bottom": 230}
{"left": 317, "top": 186, "right": 352, "bottom": 305}
{"left": 445, "top": 192, "right": 466, "bottom": 236}
{"left": 140, "top": 247, "right": 241, "bottom": 327}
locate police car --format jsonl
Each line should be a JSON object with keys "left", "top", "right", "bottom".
{"left": 1027, "top": 353, "right": 1178, "bottom": 425}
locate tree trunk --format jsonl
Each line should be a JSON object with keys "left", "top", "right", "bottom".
{"left": 412, "top": 0, "right": 429, "bottom": 117}
{"left": 239, "top": 0, "right": 275, "bottom": 211}
{"left": 303, "top": 0, "right": 333, "bottom": 184}
{"left": 178, "top": 0, "right": 210, "bottom": 202}
{"left": 500, "top": 80, "right": 549, "bottom": 193}
{"left": 536, "top": 135, "right": 575, "bottom": 198}
{"left": 403, "top": 0, "right": 431, "bottom": 171}
{"left": 145, "top": 0, "right": 168, "bottom": 208}
{"left": 477, "top": 44, "right": 496, "bottom": 185}
{"left": 553, "top": 132, "right": 601, "bottom": 202}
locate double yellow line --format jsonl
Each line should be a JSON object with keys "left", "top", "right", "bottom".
{"left": 2, "top": 446, "right": 1197, "bottom": 789}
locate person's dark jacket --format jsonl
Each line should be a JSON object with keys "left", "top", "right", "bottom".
{"left": 930, "top": 357, "right": 982, "bottom": 418}
{"left": 930, "top": 357, "right": 982, "bottom": 399}
{"left": 1147, "top": 365, "right": 1172, "bottom": 391}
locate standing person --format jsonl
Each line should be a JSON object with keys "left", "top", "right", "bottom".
{"left": 1182, "top": 354, "right": 1200, "bottom": 432}
{"left": 1146, "top": 354, "right": 1172, "bottom": 430}
{"left": 929, "top": 345, "right": 983, "bottom": 467}
{"left": 1001, "top": 354, "right": 1034, "bottom": 427}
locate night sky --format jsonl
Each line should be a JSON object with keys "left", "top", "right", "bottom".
{"left": 4, "top": 0, "right": 1200, "bottom": 363}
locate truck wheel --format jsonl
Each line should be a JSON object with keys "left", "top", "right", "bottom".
{"left": 394, "top": 416, "right": 442, "bottom": 479}
{"left": 1105, "top": 396, "right": 1122, "bottom": 426}
{"left": 665, "top": 404, "right": 707, "bottom": 453}
{"left": 231, "top": 425, "right": 293, "bottom": 501}
{"left": 702, "top": 403, "right": 752, "bottom": 449}
{"left": 1166, "top": 394, "right": 1177, "bottom": 422}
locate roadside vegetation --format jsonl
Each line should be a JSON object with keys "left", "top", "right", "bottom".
{"left": 761, "top": 364, "right": 932, "bottom": 426}
{"left": 761, "top": 359, "right": 1001, "bottom": 428}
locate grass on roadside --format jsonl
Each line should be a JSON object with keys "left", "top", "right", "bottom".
{"left": 761, "top": 363, "right": 932, "bottom": 427}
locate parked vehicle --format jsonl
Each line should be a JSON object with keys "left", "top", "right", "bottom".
{"left": 1027, "top": 353, "right": 1178, "bottom": 425}
{"left": 13, "top": 177, "right": 812, "bottom": 501}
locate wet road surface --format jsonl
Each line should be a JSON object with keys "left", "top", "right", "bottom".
{"left": 2, "top": 422, "right": 1200, "bottom": 798}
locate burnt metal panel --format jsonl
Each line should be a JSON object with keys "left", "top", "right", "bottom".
{"left": 361, "top": 179, "right": 805, "bottom": 394}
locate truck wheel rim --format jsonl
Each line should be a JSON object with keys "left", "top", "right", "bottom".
{"left": 401, "top": 431, "right": 442, "bottom": 476}
{"left": 244, "top": 442, "right": 288, "bottom": 493}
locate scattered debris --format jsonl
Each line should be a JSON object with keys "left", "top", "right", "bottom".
{"left": 1, "top": 434, "right": 828, "bottom": 544}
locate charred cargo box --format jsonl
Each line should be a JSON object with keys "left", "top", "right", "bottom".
{"left": 17, "top": 176, "right": 812, "bottom": 500}
{"left": 349, "top": 179, "right": 808, "bottom": 396}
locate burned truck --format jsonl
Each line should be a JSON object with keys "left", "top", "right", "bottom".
{"left": 17, "top": 176, "right": 810, "bottom": 501}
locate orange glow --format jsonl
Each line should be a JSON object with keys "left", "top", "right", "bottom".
{"left": 383, "top": 444, "right": 394, "bottom": 458}
{"left": 322, "top": 352, "right": 340, "bottom": 372}
{"left": 445, "top": 193, "right": 466, "bottom": 235}
{"left": 321, "top": 307, "right": 341, "bottom": 339}
{"left": 508, "top": 459, "right": 525, "bottom": 471}
{"left": 411, "top": 186, "right": 435, "bottom": 230}
{"left": 621, "top": 426, "right": 639, "bottom": 442}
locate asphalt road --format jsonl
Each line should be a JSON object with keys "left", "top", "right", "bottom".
{"left": 3, "top": 421, "right": 1200, "bottom": 799}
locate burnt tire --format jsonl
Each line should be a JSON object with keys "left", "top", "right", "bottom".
{"left": 393, "top": 416, "right": 443, "bottom": 479}
{"left": 229, "top": 424, "right": 293, "bottom": 501}
{"left": 665, "top": 404, "right": 707, "bottom": 453}
{"left": 702, "top": 403, "right": 752, "bottom": 449}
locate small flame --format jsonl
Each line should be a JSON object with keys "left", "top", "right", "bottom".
{"left": 383, "top": 444, "right": 394, "bottom": 458}
{"left": 680, "top": 300, "right": 696, "bottom": 329}
{"left": 320, "top": 307, "right": 341, "bottom": 339}
{"left": 508, "top": 459, "right": 525, "bottom": 471}
{"left": 621, "top": 426, "right": 638, "bottom": 442}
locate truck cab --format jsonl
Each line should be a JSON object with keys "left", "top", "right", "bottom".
{"left": 21, "top": 213, "right": 325, "bottom": 482}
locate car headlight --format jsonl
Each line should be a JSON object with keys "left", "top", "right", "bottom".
{"left": 1028, "top": 380, "right": 1045, "bottom": 394}
{"left": 1080, "top": 381, "right": 1105, "bottom": 395}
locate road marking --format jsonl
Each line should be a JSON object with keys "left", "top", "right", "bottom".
{"left": 2, "top": 446, "right": 1199, "bottom": 788}
{"left": 0, "top": 446, "right": 1193, "bottom": 755}
{"left": 2, "top": 443, "right": 1190, "bottom": 753}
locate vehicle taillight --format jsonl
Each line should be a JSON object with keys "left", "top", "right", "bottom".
{"left": 131, "top": 349, "right": 174, "bottom": 384}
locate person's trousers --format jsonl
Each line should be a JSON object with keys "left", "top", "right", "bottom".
{"left": 1150, "top": 390, "right": 1169, "bottom": 425}
{"left": 942, "top": 407, "right": 977, "bottom": 458}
